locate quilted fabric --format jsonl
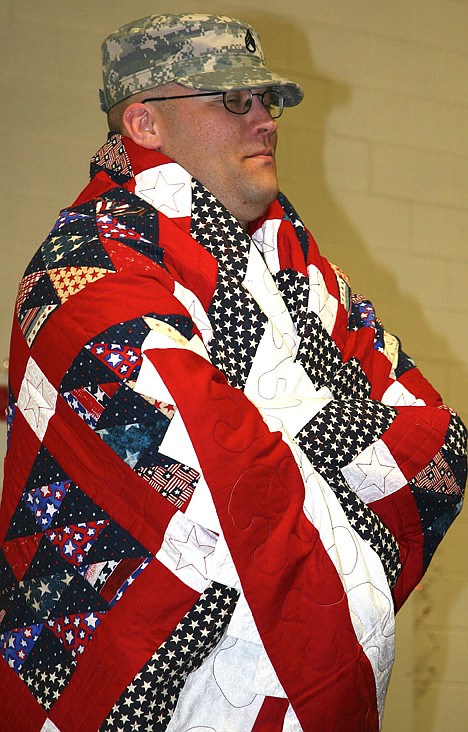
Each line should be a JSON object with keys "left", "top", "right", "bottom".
{"left": 0, "top": 134, "right": 465, "bottom": 732}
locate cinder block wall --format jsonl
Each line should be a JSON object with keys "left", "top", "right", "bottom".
{"left": 1, "top": 2, "right": 467, "bottom": 730}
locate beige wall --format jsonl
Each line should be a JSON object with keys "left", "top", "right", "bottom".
{"left": 1, "top": 1, "right": 467, "bottom": 730}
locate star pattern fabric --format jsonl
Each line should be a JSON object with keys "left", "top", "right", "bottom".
{"left": 1, "top": 429, "right": 154, "bottom": 723}
{"left": 138, "top": 462, "right": 199, "bottom": 510}
{"left": 0, "top": 133, "right": 465, "bottom": 732}
{"left": 295, "top": 311, "right": 345, "bottom": 390}
{"left": 349, "top": 296, "right": 385, "bottom": 352}
{"left": 20, "top": 658, "right": 76, "bottom": 713}
{"left": 297, "top": 397, "right": 396, "bottom": 473}
{"left": 100, "top": 581, "right": 239, "bottom": 732}
{"left": 190, "top": 179, "right": 268, "bottom": 390}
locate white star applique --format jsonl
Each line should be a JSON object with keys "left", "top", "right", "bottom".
{"left": 106, "top": 352, "right": 123, "bottom": 368}
{"left": 169, "top": 525, "right": 215, "bottom": 577}
{"left": 157, "top": 513, "right": 218, "bottom": 592}
{"left": 135, "top": 164, "right": 191, "bottom": 218}
{"left": 355, "top": 446, "right": 395, "bottom": 495}
{"left": 341, "top": 439, "right": 407, "bottom": 503}
{"left": 139, "top": 171, "right": 184, "bottom": 212}
{"left": 17, "top": 357, "right": 58, "bottom": 441}
{"left": 85, "top": 613, "right": 99, "bottom": 630}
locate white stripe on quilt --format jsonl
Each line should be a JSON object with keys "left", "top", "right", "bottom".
{"left": 173, "top": 280, "right": 214, "bottom": 347}
{"left": 290, "top": 439, "right": 395, "bottom": 724}
{"left": 243, "top": 242, "right": 333, "bottom": 437}
{"left": 165, "top": 635, "right": 265, "bottom": 732}
{"left": 241, "top": 240, "right": 394, "bottom": 724}
{"left": 251, "top": 217, "right": 282, "bottom": 274}
{"left": 209, "top": 540, "right": 290, "bottom": 700}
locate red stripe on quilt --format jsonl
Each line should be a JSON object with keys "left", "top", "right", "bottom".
{"left": 44, "top": 394, "right": 176, "bottom": 553}
{"left": 382, "top": 405, "right": 450, "bottom": 481}
{"left": 399, "top": 366, "right": 443, "bottom": 407}
{"left": 252, "top": 696, "right": 289, "bottom": 731}
{"left": 50, "top": 558, "right": 198, "bottom": 731}
{"left": 147, "top": 347, "right": 380, "bottom": 731}
{"left": 370, "top": 485, "right": 424, "bottom": 610}
{"left": 0, "top": 660, "right": 47, "bottom": 731}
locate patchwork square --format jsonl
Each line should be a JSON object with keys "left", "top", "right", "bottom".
{"left": 17, "top": 358, "right": 58, "bottom": 441}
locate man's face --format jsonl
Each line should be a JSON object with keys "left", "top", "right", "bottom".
{"left": 148, "top": 84, "right": 279, "bottom": 228}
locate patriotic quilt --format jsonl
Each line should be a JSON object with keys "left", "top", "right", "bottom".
{"left": 0, "top": 134, "right": 466, "bottom": 732}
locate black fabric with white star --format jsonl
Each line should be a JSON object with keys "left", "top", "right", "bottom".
{"left": 190, "top": 179, "right": 268, "bottom": 390}
{"left": 296, "top": 398, "right": 401, "bottom": 587}
{"left": 273, "top": 272, "right": 372, "bottom": 417}
{"left": 100, "top": 580, "right": 240, "bottom": 731}
{"left": 20, "top": 199, "right": 109, "bottom": 276}
{"left": 273, "top": 269, "right": 310, "bottom": 332}
{"left": 329, "top": 471, "right": 401, "bottom": 587}
{"left": 444, "top": 413, "right": 468, "bottom": 457}
{"left": 297, "top": 398, "right": 397, "bottom": 473}
{"left": 41, "top": 209, "right": 114, "bottom": 272}
{"left": 295, "top": 310, "right": 345, "bottom": 390}
{"left": 19, "top": 636, "right": 76, "bottom": 712}
{"left": 327, "top": 357, "right": 371, "bottom": 401}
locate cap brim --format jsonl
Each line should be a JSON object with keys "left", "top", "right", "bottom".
{"left": 175, "top": 66, "right": 303, "bottom": 107}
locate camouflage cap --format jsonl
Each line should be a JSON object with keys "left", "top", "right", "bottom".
{"left": 99, "top": 13, "right": 303, "bottom": 113}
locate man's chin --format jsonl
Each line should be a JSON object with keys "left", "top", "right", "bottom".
{"left": 246, "top": 187, "right": 279, "bottom": 223}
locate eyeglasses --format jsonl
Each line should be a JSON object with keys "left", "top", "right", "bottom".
{"left": 142, "top": 89, "right": 284, "bottom": 119}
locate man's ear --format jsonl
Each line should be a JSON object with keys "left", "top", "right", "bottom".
{"left": 122, "top": 103, "right": 163, "bottom": 149}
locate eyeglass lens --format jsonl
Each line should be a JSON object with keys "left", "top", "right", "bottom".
{"left": 223, "top": 90, "right": 283, "bottom": 118}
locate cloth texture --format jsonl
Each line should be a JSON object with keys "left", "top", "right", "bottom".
{"left": 0, "top": 133, "right": 466, "bottom": 732}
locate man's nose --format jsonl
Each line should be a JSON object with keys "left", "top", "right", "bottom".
{"left": 249, "top": 96, "right": 278, "bottom": 132}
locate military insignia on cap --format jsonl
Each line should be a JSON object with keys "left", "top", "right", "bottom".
{"left": 245, "top": 29, "right": 256, "bottom": 53}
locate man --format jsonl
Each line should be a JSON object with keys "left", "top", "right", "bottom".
{"left": 0, "top": 13, "right": 465, "bottom": 732}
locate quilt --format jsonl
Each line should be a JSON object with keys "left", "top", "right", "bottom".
{"left": 0, "top": 134, "right": 465, "bottom": 732}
